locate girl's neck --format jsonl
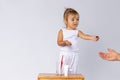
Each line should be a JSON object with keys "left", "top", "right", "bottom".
{"left": 66, "top": 27, "right": 76, "bottom": 30}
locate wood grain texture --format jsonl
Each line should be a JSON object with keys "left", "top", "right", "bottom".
{"left": 38, "top": 73, "right": 84, "bottom": 80}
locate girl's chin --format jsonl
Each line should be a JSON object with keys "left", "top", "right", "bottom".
{"left": 72, "top": 27, "right": 77, "bottom": 29}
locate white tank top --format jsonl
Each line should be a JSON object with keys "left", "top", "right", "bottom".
{"left": 59, "top": 28, "right": 79, "bottom": 52}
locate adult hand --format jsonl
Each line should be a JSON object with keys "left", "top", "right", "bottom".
{"left": 99, "top": 48, "right": 118, "bottom": 61}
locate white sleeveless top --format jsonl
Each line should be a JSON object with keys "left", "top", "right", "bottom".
{"left": 59, "top": 28, "right": 79, "bottom": 52}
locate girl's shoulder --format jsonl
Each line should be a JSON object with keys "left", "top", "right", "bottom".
{"left": 58, "top": 27, "right": 66, "bottom": 32}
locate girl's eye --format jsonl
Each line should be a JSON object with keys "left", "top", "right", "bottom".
{"left": 72, "top": 19, "right": 74, "bottom": 21}
{"left": 77, "top": 19, "right": 79, "bottom": 21}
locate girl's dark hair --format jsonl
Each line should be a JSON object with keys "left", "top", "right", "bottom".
{"left": 63, "top": 8, "right": 79, "bottom": 21}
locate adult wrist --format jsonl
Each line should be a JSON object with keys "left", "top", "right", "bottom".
{"left": 117, "top": 54, "right": 120, "bottom": 61}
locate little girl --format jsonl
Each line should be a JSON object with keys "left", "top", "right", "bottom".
{"left": 57, "top": 8, "right": 99, "bottom": 74}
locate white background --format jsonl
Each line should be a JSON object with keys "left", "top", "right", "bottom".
{"left": 0, "top": 0, "right": 120, "bottom": 80}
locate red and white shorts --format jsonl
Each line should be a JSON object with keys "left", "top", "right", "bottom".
{"left": 57, "top": 51, "right": 79, "bottom": 74}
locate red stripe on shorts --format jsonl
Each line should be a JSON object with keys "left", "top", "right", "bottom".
{"left": 60, "top": 55, "right": 64, "bottom": 69}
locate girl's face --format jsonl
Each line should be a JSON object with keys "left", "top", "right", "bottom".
{"left": 65, "top": 14, "right": 79, "bottom": 30}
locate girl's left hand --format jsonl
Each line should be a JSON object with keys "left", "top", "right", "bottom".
{"left": 95, "top": 36, "right": 99, "bottom": 41}
{"left": 93, "top": 36, "right": 99, "bottom": 41}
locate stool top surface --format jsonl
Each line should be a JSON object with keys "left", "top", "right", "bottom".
{"left": 38, "top": 73, "right": 84, "bottom": 79}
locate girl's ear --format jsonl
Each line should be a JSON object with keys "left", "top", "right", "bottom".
{"left": 64, "top": 19, "right": 67, "bottom": 25}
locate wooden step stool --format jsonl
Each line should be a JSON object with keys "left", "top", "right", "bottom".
{"left": 38, "top": 73, "right": 84, "bottom": 80}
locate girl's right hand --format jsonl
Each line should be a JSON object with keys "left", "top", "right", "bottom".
{"left": 64, "top": 40, "right": 72, "bottom": 46}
